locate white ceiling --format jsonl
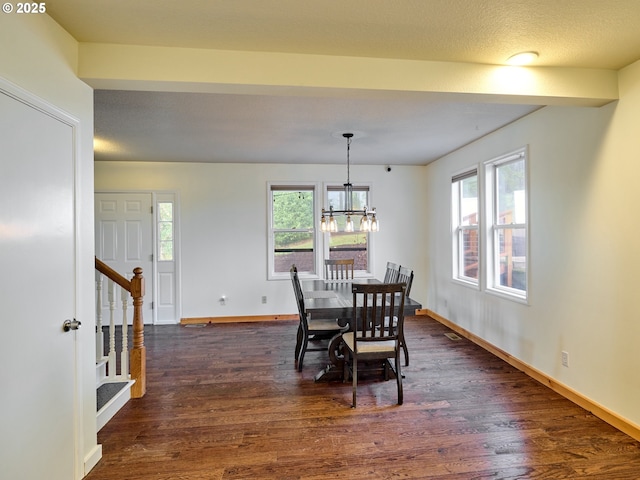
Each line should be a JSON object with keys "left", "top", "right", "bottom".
{"left": 48, "top": 0, "right": 640, "bottom": 165}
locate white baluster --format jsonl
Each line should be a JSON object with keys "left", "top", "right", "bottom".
{"left": 95, "top": 272, "right": 104, "bottom": 362}
{"left": 120, "top": 287, "right": 129, "bottom": 379}
{"left": 108, "top": 279, "right": 117, "bottom": 379}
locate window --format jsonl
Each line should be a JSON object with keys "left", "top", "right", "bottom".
{"left": 485, "top": 148, "right": 528, "bottom": 299}
{"left": 157, "top": 202, "right": 174, "bottom": 261}
{"left": 268, "top": 184, "right": 317, "bottom": 278}
{"left": 451, "top": 147, "right": 529, "bottom": 302}
{"left": 325, "top": 184, "right": 372, "bottom": 274}
{"left": 452, "top": 170, "right": 479, "bottom": 284}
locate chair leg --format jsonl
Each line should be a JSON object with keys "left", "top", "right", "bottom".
{"left": 396, "top": 352, "right": 403, "bottom": 405}
{"left": 294, "top": 325, "right": 303, "bottom": 360}
{"left": 401, "top": 339, "right": 409, "bottom": 367}
{"left": 297, "top": 336, "right": 308, "bottom": 372}
{"left": 352, "top": 356, "right": 358, "bottom": 408}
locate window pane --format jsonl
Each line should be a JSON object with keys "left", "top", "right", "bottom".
{"left": 497, "top": 227, "right": 526, "bottom": 290}
{"left": 272, "top": 190, "right": 313, "bottom": 229}
{"left": 461, "top": 228, "right": 479, "bottom": 279}
{"left": 158, "top": 202, "right": 173, "bottom": 222}
{"left": 497, "top": 159, "right": 526, "bottom": 225}
{"left": 329, "top": 232, "right": 368, "bottom": 271}
{"left": 274, "top": 231, "right": 314, "bottom": 273}
{"left": 460, "top": 176, "right": 478, "bottom": 226}
{"left": 159, "top": 241, "right": 173, "bottom": 261}
{"left": 159, "top": 221, "right": 173, "bottom": 241}
{"left": 158, "top": 222, "right": 173, "bottom": 261}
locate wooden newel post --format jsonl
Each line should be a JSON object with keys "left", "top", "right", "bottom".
{"left": 129, "top": 267, "right": 146, "bottom": 398}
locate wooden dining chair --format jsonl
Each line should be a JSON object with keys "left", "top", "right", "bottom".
{"left": 396, "top": 266, "right": 414, "bottom": 297}
{"left": 383, "top": 262, "right": 401, "bottom": 283}
{"left": 290, "top": 265, "right": 346, "bottom": 372}
{"left": 394, "top": 266, "right": 414, "bottom": 366}
{"left": 324, "top": 258, "right": 354, "bottom": 281}
{"left": 342, "top": 282, "right": 407, "bottom": 407}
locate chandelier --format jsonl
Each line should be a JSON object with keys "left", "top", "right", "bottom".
{"left": 320, "top": 133, "right": 379, "bottom": 233}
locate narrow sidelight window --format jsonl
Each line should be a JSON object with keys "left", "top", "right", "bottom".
{"left": 157, "top": 202, "right": 174, "bottom": 261}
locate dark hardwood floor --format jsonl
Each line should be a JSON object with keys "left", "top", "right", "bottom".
{"left": 86, "top": 316, "right": 640, "bottom": 479}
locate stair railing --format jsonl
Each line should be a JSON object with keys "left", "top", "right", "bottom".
{"left": 95, "top": 257, "right": 146, "bottom": 398}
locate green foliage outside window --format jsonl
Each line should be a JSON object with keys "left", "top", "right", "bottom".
{"left": 158, "top": 202, "right": 173, "bottom": 261}
{"left": 497, "top": 159, "right": 525, "bottom": 220}
{"left": 272, "top": 190, "right": 314, "bottom": 247}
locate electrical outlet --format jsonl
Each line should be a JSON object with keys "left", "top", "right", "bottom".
{"left": 561, "top": 351, "right": 569, "bottom": 368}
{"left": 261, "top": 296, "right": 267, "bottom": 304}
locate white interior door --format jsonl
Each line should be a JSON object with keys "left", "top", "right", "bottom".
{"left": 0, "top": 89, "right": 78, "bottom": 478}
{"left": 95, "top": 193, "right": 154, "bottom": 324}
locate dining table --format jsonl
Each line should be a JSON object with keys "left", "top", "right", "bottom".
{"left": 301, "top": 278, "right": 422, "bottom": 381}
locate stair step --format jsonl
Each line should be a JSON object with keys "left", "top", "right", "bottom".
{"left": 96, "top": 380, "right": 134, "bottom": 431}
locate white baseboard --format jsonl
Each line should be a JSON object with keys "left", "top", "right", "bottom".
{"left": 83, "top": 443, "right": 102, "bottom": 476}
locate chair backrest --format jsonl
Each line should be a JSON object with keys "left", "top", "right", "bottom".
{"left": 383, "top": 262, "right": 401, "bottom": 283}
{"left": 351, "top": 283, "right": 406, "bottom": 346}
{"left": 324, "top": 258, "right": 354, "bottom": 280}
{"left": 289, "top": 265, "right": 308, "bottom": 328}
{"left": 396, "top": 266, "right": 414, "bottom": 297}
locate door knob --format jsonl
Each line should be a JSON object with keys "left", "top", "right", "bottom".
{"left": 63, "top": 319, "right": 81, "bottom": 332}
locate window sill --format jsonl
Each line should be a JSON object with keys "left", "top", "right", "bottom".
{"left": 486, "top": 287, "right": 529, "bottom": 305}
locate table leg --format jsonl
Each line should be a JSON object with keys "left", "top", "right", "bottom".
{"left": 313, "top": 333, "right": 345, "bottom": 382}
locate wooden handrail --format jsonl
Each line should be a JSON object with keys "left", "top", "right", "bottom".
{"left": 95, "top": 257, "right": 131, "bottom": 291}
{"left": 95, "top": 257, "right": 146, "bottom": 398}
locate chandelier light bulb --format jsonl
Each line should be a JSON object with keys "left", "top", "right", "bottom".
{"left": 345, "top": 215, "right": 354, "bottom": 232}
{"left": 329, "top": 215, "right": 338, "bottom": 233}
{"left": 360, "top": 213, "right": 370, "bottom": 232}
{"left": 370, "top": 214, "right": 379, "bottom": 232}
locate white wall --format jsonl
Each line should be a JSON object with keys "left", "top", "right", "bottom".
{"left": 0, "top": 13, "right": 98, "bottom": 478}
{"left": 423, "top": 59, "right": 640, "bottom": 427}
{"left": 95, "top": 161, "right": 427, "bottom": 318}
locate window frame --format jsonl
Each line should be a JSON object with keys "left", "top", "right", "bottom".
{"left": 483, "top": 147, "right": 529, "bottom": 302}
{"left": 451, "top": 169, "right": 480, "bottom": 287}
{"left": 322, "top": 182, "right": 374, "bottom": 277}
{"left": 267, "top": 182, "right": 321, "bottom": 280}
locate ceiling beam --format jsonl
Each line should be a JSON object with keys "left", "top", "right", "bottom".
{"left": 79, "top": 43, "right": 619, "bottom": 107}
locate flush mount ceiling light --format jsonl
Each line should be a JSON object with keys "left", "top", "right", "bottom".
{"left": 506, "top": 51, "right": 539, "bottom": 66}
{"left": 320, "top": 133, "right": 378, "bottom": 233}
